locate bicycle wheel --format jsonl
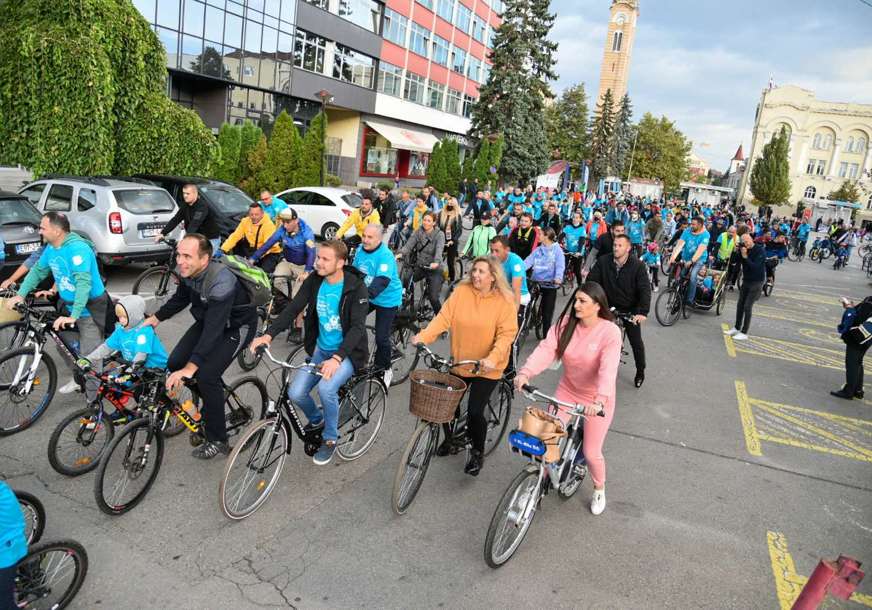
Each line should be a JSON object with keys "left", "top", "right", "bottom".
{"left": 453, "top": 257, "right": 464, "bottom": 283}
{"left": 392, "top": 421, "right": 438, "bottom": 515}
{"left": 462, "top": 214, "right": 473, "bottom": 231}
{"left": 483, "top": 466, "right": 541, "bottom": 568}
{"left": 132, "top": 266, "right": 180, "bottom": 314}
{"left": 482, "top": 382, "right": 512, "bottom": 457}
{"left": 236, "top": 310, "right": 267, "bottom": 371}
{"left": 0, "top": 347, "right": 57, "bottom": 436}
{"left": 681, "top": 294, "right": 692, "bottom": 319}
{"left": 0, "top": 320, "right": 32, "bottom": 351}
{"left": 716, "top": 291, "right": 725, "bottom": 316}
{"left": 654, "top": 288, "right": 681, "bottom": 327}
{"left": 14, "top": 490, "right": 45, "bottom": 545}
{"left": 93, "top": 418, "right": 164, "bottom": 515}
{"left": 224, "top": 376, "right": 268, "bottom": 437}
{"left": 389, "top": 323, "right": 419, "bottom": 385}
{"left": 337, "top": 377, "right": 387, "bottom": 461}
{"left": 47, "top": 405, "right": 114, "bottom": 476}
{"left": 219, "top": 417, "right": 288, "bottom": 520}
{"left": 14, "top": 539, "right": 88, "bottom": 610}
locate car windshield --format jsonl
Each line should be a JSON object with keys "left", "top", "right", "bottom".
{"left": 0, "top": 198, "right": 42, "bottom": 226}
{"left": 199, "top": 186, "right": 252, "bottom": 215}
{"left": 341, "top": 193, "right": 362, "bottom": 208}
{"left": 114, "top": 189, "right": 176, "bottom": 214}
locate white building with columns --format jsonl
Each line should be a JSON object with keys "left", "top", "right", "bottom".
{"left": 737, "top": 85, "right": 872, "bottom": 216}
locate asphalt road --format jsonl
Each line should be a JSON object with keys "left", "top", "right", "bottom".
{"left": 2, "top": 248, "right": 871, "bottom": 609}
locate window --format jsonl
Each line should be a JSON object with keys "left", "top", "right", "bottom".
{"left": 77, "top": 188, "right": 97, "bottom": 212}
{"left": 480, "top": 62, "right": 490, "bottom": 84}
{"left": 426, "top": 80, "right": 445, "bottom": 109}
{"left": 806, "top": 159, "right": 816, "bottom": 175}
{"left": 812, "top": 133, "right": 822, "bottom": 149}
{"left": 845, "top": 137, "right": 855, "bottom": 153}
{"left": 804, "top": 186, "right": 816, "bottom": 199}
{"left": 134, "top": 0, "right": 156, "bottom": 21}
{"left": 403, "top": 72, "right": 426, "bottom": 104}
{"left": 868, "top": 193, "right": 872, "bottom": 210}
{"left": 849, "top": 163, "right": 860, "bottom": 179}
{"left": 294, "top": 30, "right": 326, "bottom": 73}
{"left": 471, "top": 16, "right": 485, "bottom": 42}
{"left": 816, "top": 160, "right": 826, "bottom": 176}
{"left": 857, "top": 137, "right": 867, "bottom": 153}
{"left": 432, "top": 34, "right": 450, "bottom": 66}
{"left": 409, "top": 23, "right": 430, "bottom": 57}
{"left": 445, "top": 88, "right": 462, "bottom": 114}
{"left": 612, "top": 31, "right": 623, "bottom": 52}
{"left": 451, "top": 45, "right": 466, "bottom": 74}
{"left": 333, "top": 44, "right": 375, "bottom": 88}
{"left": 839, "top": 162, "right": 848, "bottom": 178}
{"left": 363, "top": 128, "right": 398, "bottom": 175}
{"left": 326, "top": 136, "right": 342, "bottom": 176}
{"left": 157, "top": 26, "right": 179, "bottom": 68}
{"left": 416, "top": 0, "right": 433, "bottom": 10}
{"left": 378, "top": 62, "right": 403, "bottom": 96}
{"left": 455, "top": 3, "right": 471, "bottom": 32}
{"left": 490, "top": 0, "right": 503, "bottom": 13}
{"left": 338, "top": 0, "right": 382, "bottom": 34}
{"left": 44, "top": 184, "right": 74, "bottom": 212}
{"left": 408, "top": 152, "right": 429, "bottom": 176}
{"left": 466, "top": 56, "right": 481, "bottom": 82}
{"left": 383, "top": 8, "right": 408, "bottom": 46}
{"left": 436, "top": 0, "right": 454, "bottom": 22}
{"left": 19, "top": 184, "right": 46, "bottom": 206}
{"left": 486, "top": 25, "right": 495, "bottom": 48}
{"left": 462, "top": 93, "right": 475, "bottom": 118}
{"left": 183, "top": 0, "right": 204, "bottom": 36}
{"left": 303, "top": 0, "right": 328, "bottom": 7}
{"left": 823, "top": 134, "right": 833, "bottom": 150}
{"left": 204, "top": 5, "right": 224, "bottom": 39}
{"left": 156, "top": 0, "right": 180, "bottom": 28}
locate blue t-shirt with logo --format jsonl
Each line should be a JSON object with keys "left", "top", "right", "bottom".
{"left": 503, "top": 252, "right": 529, "bottom": 297}
{"left": 797, "top": 224, "right": 811, "bottom": 240}
{"left": 679, "top": 227, "right": 711, "bottom": 264}
{"left": 353, "top": 243, "right": 402, "bottom": 308}
{"left": 627, "top": 219, "right": 645, "bottom": 244}
{"left": 563, "top": 224, "right": 586, "bottom": 253}
{"left": 105, "top": 324, "right": 169, "bottom": 369}
{"left": 39, "top": 238, "right": 105, "bottom": 318}
{"left": 316, "top": 280, "right": 344, "bottom": 352}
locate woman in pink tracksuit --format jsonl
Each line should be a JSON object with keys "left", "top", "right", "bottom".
{"left": 514, "top": 281, "right": 621, "bottom": 516}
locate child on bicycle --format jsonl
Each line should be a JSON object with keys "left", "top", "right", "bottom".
{"left": 640, "top": 242, "right": 661, "bottom": 292}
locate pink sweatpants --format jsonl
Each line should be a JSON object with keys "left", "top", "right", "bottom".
{"left": 555, "top": 388, "right": 615, "bottom": 488}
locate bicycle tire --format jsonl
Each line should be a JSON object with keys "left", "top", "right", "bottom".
{"left": 219, "top": 417, "right": 289, "bottom": 520}
{"left": 654, "top": 288, "right": 681, "bottom": 327}
{"left": 482, "top": 382, "right": 512, "bottom": 457}
{"left": 0, "top": 320, "right": 33, "bottom": 352}
{"left": 224, "top": 376, "right": 268, "bottom": 437}
{"left": 14, "top": 539, "right": 89, "bottom": 610}
{"left": 47, "top": 406, "right": 115, "bottom": 477}
{"left": 14, "top": 490, "right": 45, "bottom": 545}
{"left": 681, "top": 295, "right": 691, "bottom": 319}
{"left": 392, "top": 421, "right": 438, "bottom": 515}
{"left": 93, "top": 418, "right": 164, "bottom": 515}
{"left": 483, "top": 466, "right": 541, "bottom": 568}
{"left": 337, "top": 377, "right": 387, "bottom": 461}
{"left": 236, "top": 310, "right": 268, "bottom": 371}
{"left": 389, "top": 323, "right": 419, "bottom": 385}
{"left": 132, "top": 266, "right": 180, "bottom": 314}
{"left": 763, "top": 282, "right": 772, "bottom": 297}
{"left": 453, "top": 257, "right": 464, "bottom": 283}
{"left": 716, "top": 291, "right": 725, "bottom": 316}
{"left": 0, "top": 346, "right": 57, "bottom": 436}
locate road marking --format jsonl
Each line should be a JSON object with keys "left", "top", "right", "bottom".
{"left": 776, "top": 288, "right": 857, "bottom": 307}
{"left": 767, "top": 531, "right": 872, "bottom": 609}
{"left": 735, "top": 381, "right": 872, "bottom": 463}
{"left": 722, "top": 328, "right": 845, "bottom": 371}
{"left": 754, "top": 304, "right": 834, "bottom": 329}
{"left": 797, "top": 328, "right": 844, "bottom": 346}
{"left": 722, "top": 323, "right": 737, "bottom": 358}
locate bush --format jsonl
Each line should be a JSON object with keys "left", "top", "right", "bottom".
{"left": 240, "top": 134, "right": 269, "bottom": 197}
{"left": 215, "top": 123, "right": 242, "bottom": 184}
{"left": 376, "top": 181, "right": 396, "bottom": 192}
{"left": 262, "top": 111, "right": 302, "bottom": 192}
{"left": 325, "top": 174, "right": 342, "bottom": 187}
{"left": 297, "top": 112, "right": 327, "bottom": 186}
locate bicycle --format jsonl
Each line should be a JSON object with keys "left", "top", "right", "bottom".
{"left": 219, "top": 346, "right": 387, "bottom": 519}
{"left": 808, "top": 237, "right": 832, "bottom": 263}
{"left": 561, "top": 250, "right": 584, "bottom": 296}
{"left": 236, "top": 269, "right": 298, "bottom": 371}
{"left": 832, "top": 248, "right": 849, "bottom": 271}
{"left": 610, "top": 309, "right": 635, "bottom": 366}
{"left": 515, "top": 281, "right": 543, "bottom": 353}
{"left": 398, "top": 261, "right": 438, "bottom": 325}
{"left": 483, "top": 383, "right": 603, "bottom": 568}
{"left": 763, "top": 255, "right": 779, "bottom": 296}
{"left": 131, "top": 237, "right": 180, "bottom": 313}
{"left": 787, "top": 237, "right": 806, "bottom": 262}
{"left": 391, "top": 344, "right": 512, "bottom": 515}
{"left": 366, "top": 311, "right": 420, "bottom": 386}
{"left": 14, "top": 489, "right": 45, "bottom": 545}
{"left": 93, "top": 374, "right": 267, "bottom": 515}
{"left": 654, "top": 263, "right": 692, "bottom": 326}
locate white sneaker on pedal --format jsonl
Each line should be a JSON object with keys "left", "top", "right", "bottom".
{"left": 590, "top": 489, "right": 606, "bottom": 516}
{"left": 58, "top": 379, "right": 81, "bottom": 394}
{"left": 723, "top": 327, "right": 739, "bottom": 336}
{"left": 383, "top": 368, "right": 393, "bottom": 388}
{"left": 733, "top": 332, "right": 749, "bottom": 341}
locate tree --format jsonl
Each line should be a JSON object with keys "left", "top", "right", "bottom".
{"left": 240, "top": 134, "right": 269, "bottom": 197}
{"left": 612, "top": 93, "right": 635, "bottom": 179}
{"left": 443, "top": 139, "right": 462, "bottom": 192}
{"left": 625, "top": 113, "right": 691, "bottom": 193}
{"left": 462, "top": 152, "right": 476, "bottom": 183}
{"left": 189, "top": 45, "right": 231, "bottom": 80}
{"left": 215, "top": 123, "right": 242, "bottom": 184}
{"left": 469, "top": 0, "right": 557, "bottom": 183}
{"left": 474, "top": 140, "right": 492, "bottom": 186}
{"left": 748, "top": 126, "right": 791, "bottom": 210}
{"left": 427, "top": 141, "right": 448, "bottom": 193}
{"left": 588, "top": 89, "right": 616, "bottom": 186}
{"left": 298, "top": 111, "right": 327, "bottom": 186}
{"left": 828, "top": 180, "right": 861, "bottom": 203}
{"left": 262, "top": 111, "right": 303, "bottom": 192}
{"left": 239, "top": 120, "right": 264, "bottom": 182}
{"left": 545, "top": 84, "right": 589, "bottom": 170}
{"left": 489, "top": 134, "right": 505, "bottom": 182}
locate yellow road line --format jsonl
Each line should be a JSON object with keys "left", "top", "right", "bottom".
{"left": 753, "top": 402, "right": 872, "bottom": 460}
{"left": 722, "top": 323, "right": 736, "bottom": 358}
{"left": 732, "top": 335, "right": 845, "bottom": 370}
{"left": 735, "top": 380, "right": 761, "bottom": 456}
{"left": 750, "top": 398, "right": 872, "bottom": 431}
{"left": 776, "top": 289, "right": 852, "bottom": 306}
{"left": 796, "top": 328, "right": 844, "bottom": 346}
{"left": 757, "top": 433, "right": 872, "bottom": 462}
{"left": 755, "top": 305, "right": 833, "bottom": 328}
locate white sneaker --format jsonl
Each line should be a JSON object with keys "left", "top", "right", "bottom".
{"left": 590, "top": 489, "right": 606, "bottom": 516}
{"left": 383, "top": 368, "right": 393, "bottom": 388}
{"left": 58, "top": 379, "right": 81, "bottom": 394}
{"left": 724, "top": 327, "right": 739, "bottom": 336}
{"left": 653, "top": 285, "right": 659, "bottom": 292}
{"left": 733, "top": 332, "right": 749, "bottom": 341}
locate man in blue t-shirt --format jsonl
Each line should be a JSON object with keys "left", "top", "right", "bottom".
{"left": 353, "top": 224, "right": 402, "bottom": 385}
{"left": 668, "top": 215, "right": 711, "bottom": 305}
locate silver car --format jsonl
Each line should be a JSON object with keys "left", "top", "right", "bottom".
{"left": 18, "top": 176, "right": 180, "bottom": 265}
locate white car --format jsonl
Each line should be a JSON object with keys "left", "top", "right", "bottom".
{"left": 274, "top": 187, "right": 363, "bottom": 240}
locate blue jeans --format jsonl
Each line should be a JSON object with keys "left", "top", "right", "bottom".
{"left": 685, "top": 259, "right": 706, "bottom": 304}
{"left": 210, "top": 238, "right": 223, "bottom": 258}
{"left": 288, "top": 347, "right": 355, "bottom": 442}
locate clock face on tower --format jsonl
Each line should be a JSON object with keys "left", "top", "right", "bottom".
{"left": 614, "top": 12, "right": 627, "bottom": 25}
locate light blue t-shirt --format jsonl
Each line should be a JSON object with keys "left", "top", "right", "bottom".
{"left": 353, "top": 243, "right": 402, "bottom": 308}
{"left": 679, "top": 227, "right": 711, "bottom": 264}
{"left": 0, "top": 481, "right": 27, "bottom": 569}
{"left": 563, "top": 224, "right": 586, "bottom": 253}
{"left": 39, "top": 238, "right": 105, "bottom": 318}
{"left": 316, "top": 280, "right": 344, "bottom": 352}
{"left": 627, "top": 219, "right": 645, "bottom": 244}
{"left": 640, "top": 251, "right": 660, "bottom": 267}
{"left": 503, "top": 252, "right": 529, "bottom": 297}
{"left": 105, "top": 324, "right": 169, "bottom": 369}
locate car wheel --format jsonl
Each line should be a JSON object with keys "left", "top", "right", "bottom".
{"left": 322, "top": 222, "right": 339, "bottom": 240}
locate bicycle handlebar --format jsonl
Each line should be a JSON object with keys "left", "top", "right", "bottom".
{"left": 414, "top": 343, "right": 481, "bottom": 373}
{"left": 520, "top": 383, "right": 604, "bottom": 417}
{"left": 256, "top": 345, "right": 323, "bottom": 376}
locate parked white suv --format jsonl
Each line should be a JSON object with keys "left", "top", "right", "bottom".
{"left": 275, "top": 187, "right": 363, "bottom": 240}
{"left": 18, "top": 176, "right": 180, "bottom": 265}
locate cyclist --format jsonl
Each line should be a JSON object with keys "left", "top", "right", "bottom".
{"left": 668, "top": 215, "right": 710, "bottom": 306}
{"left": 220, "top": 202, "right": 282, "bottom": 273}
{"left": 489, "top": 235, "right": 529, "bottom": 311}
{"left": 537, "top": 202, "right": 562, "bottom": 234}
{"left": 412, "top": 255, "right": 517, "bottom": 476}
{"left": 561, "top": 211, "right": 587, "bottom": 285}
{"left": 249, "top": 241, "right": 369, "bottom": 465}
{"left": 7, "top": 212, "right": 112, "bottom": 395}
{"left": 508, "top": 212, "right": 540, "bottom": 260}
{"left": 438, "top": 198, "right": 463, "bottom": 283}
{"left": 515, "top": 282, "right": 621, "bottom": 515}
{"left": 462, "top": 213, "right": 497, "bottom": 259}
{"left": 258, "top": 190, "right": 288, "bottom": 222}
{"left": 155, "top": 183, "right": 221, "bottom": 254}
{"left": 793, "top": 219, "right": 811, "bottom": 257}
{"left": 525, "top": 228, "right": 564, "bottom": 338}
{"left": 712, "top": 225, "right": 737, "bottom": 270}
{"left": 626, "top": 210, "right": 645, "bottom": 257}
{"left": 143, "top": 234, "right": 257, "bottom": 459}
{"left": 397, "top": 211, "right": 445, "bottom": 316}
{"left": 353, "top": 224, "right": 402, "bottom": 385}
{"left": 0, "top": 481, "right": 27, "bottom": 609}
{"left": 80, "top": 294, "right": 169, "bottom": 370}
{"left": 336, "top": 196, "right": 381, "bottom": 248}
{"left": 375, "top": 187, "right": 398, "bottom": 238}
{"left": 584, "top": 220, "right": 626, "bottom": 275}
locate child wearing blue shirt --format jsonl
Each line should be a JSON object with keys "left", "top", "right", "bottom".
{"left": 640, "top": 242, "right": 661, "bottom": 291}
{"left": 82, "top": 295, "right": 169, "bottom": 369}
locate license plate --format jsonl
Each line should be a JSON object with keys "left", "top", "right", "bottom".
{"left": 140, "top": 227, "right": 162, "bottom": 238}
{"left": 508, "top": 430, "right": 546, "bottom": 456}
{"left": 15, "top": 242, "right": 40, "bottom": 255}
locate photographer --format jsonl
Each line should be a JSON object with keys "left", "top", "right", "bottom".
{"left": 832, "top": 295, "right": 872, "bottom": 400}
{"left": 723, "top": 226, "right": 765, "bottom": 341}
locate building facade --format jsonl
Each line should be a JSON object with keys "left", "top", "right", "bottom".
{"left": 596, "top": 0, "right": 638, "bottom": 107}
{"left": 133, "top": 0, "right": 499, "bottom": 187}
{"left": 737, "top": 85, "right": 872, "bottom": 215}
{"left": 719, "top": 144, "right": 745, "bottom": 193}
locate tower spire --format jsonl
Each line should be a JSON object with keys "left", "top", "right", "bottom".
{"left": 597, "top": 1, "right": 640, "bottom": 108}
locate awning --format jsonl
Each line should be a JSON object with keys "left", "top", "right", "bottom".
{"left": 364, "top": 119, "right": 440, "bottom": 153}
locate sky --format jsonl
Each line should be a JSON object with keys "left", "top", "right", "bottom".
{"left": 548, "top": 0, "right": 872, "bottom": 173}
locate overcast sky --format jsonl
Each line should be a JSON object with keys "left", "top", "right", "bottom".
{"left": 548, "top": 0, "right": 872, "bottom": 173}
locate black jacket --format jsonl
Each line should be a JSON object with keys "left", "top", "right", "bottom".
{"left": 161, "top": 198, "right": 220, "bottom": 239}
{"left": 376, "top": 195, "right": 397, "bottom": 226}
{"left": 739, "top": 243, "right": 766, "bottom": 283}
{"left": 594, "top": 232, "right": 615, "bottom": 257}
{"left": 587, "top": 254, "right": 651, "bottom": 316}
{"left": 267, "top": 267, "right": 370, "bottom": 371}
{"left": 537, "top": 213, "right": 562, "bottom": 234}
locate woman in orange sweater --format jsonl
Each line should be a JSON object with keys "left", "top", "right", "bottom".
{"left": 413, "top": 256, "right": 518, "bottom": 476}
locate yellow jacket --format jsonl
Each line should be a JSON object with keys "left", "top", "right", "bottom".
{"left": 411, "top": 203, "right": 428, "bottom": 231}
{"left": 336, "top": 208, "right": 381, "bottom": 239}
{"left": 221, "top": 216, "right": 281, "bottom": 254}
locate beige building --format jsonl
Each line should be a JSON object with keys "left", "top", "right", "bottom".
{"left": 737, "top": 85, "right": 872, "bottom": 216}
{"left": 596, "top": 0, "right": 639, "bottom": 108}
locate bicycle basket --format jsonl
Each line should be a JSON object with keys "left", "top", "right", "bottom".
{"left": 408, "top": 370, "right": 468, "bottom": 423}
{"left": 517, "top": 406, "right": 567, "bottom": 463}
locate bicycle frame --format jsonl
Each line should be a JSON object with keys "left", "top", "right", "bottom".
{"left": 6, "top": 303, "right": 80, "bottom": 394}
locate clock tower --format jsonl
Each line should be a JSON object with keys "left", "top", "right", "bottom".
{"left": 596, "top": 0, "right": 639, "bottom": 108}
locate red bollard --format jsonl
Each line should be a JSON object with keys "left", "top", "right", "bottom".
{"left": 792, "top": 555, "right": 864, "bottom": 610}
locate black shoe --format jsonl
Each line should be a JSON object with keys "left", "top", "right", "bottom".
{"left": 634, "top": 370, "right": 645, "bottom": 388}
{"left": 856, "top": 390, "right": 865, "bottom": 400}
{"left": 435, "top": 438, "right": 453, "bottom": 457}
{"left": 830, "top": 390, "right": 854, "bottom": 400}
{"left": 192, "top": 440, "right": 230, "bottom": 459}
{"left": 464, "top": 450, "right": 484, "bottom": 476}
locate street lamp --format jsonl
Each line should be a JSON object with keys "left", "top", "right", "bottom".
{"left": 315, "top": 89, "right": 333, "bottom": 186}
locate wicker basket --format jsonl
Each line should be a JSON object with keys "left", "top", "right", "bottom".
{"left": 408, "top": 370, "right": 468, "bottom": 423}
{"left": 0, "top": 298, "right": 21, "bottom": 324}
